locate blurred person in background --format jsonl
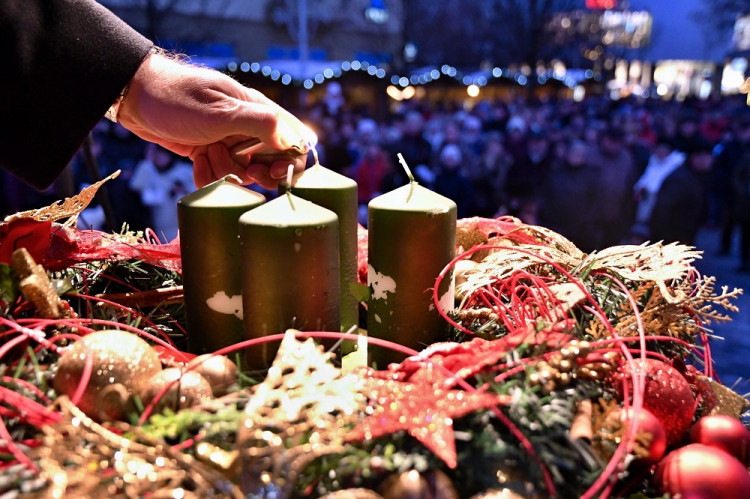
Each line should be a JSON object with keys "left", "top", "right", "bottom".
{"left": 470, "top": 132, "right": 512, "bottom": 218}
{"left": 129, "top": 143, "right": 195, "bottom": 241}
{"left": 433, "top": 117, "right": 478, "bottom": 174}
{"left": 630, "top": 136, "right": 686, "bottom": 243}
{"left": 91, "top": 121, "right": 150, "bottom": 231}
{"left": 350, "top": 119, "right": 392, "bottom": 205}
{"left": 504, "top": 116, "right": 528, "bottom": 164}
{"left": 483, "top": 102, "right": 510, "bottom": 133}
{"left": 732, "top": 141, "right": 750, "bottom": 272}
{"left": 641, "top": 142, "right": 710, "bottom": 246}
{"left": 505, "top": 129, "right": 551, "bottom": 223}
{"left": 314, "top": 116, "right": 355, "bottom": 174}
{"left": 433, "top": 144, "right": 475, "bottom": 218}
{"left": 713, "top": 119, "right": 750, "bottom": 255}
{"left": 589, "top": 127, "right": 639, "bottom": 248}
{"left": 461, "top": 115, "right": 486, "bottom": 159}
{"left": 537, "top": 140, "right": 600, "bottom": 252}
{"left": 383, "top": 111, "right": 434, "bottom": 189}
{"left": 672, "top": 111, "right": 706, "bottom": 156}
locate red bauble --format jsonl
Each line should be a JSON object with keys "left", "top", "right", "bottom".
{"left": 690, "top": 414, "right": 750, "bottom": 466}
{"left": 614, "top": 407, "right": 667, "bottom": 463}
{"left": 609, "top": 359, "right": 695, "bottom": 446}
{"left": 655, "top": 443, "right": 750, "bottom": 499}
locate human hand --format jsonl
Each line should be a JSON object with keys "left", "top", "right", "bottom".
{"left": 118, "top": 52, "right": 315, "bottom": 188}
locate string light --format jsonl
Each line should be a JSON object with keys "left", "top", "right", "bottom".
{"left": 223, "top": 59, "right": 585, "bottom": 90}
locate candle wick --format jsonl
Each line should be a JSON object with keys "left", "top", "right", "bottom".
{"left": 286, "top": 164, "right": 295, "bottom": 187}
{"left": 397, "top": 153, "right": 417, "bottom": 203}
{"left": 285, "top": 164, "right": 296, "bottom": 210}
{"left": 223, "top": 174, "right": 244, "bottom": 185}
{"left": 397, "top": 153, "right": 415, "bottom": 182}
{"left": 326, "top": 324, "right": 359, "bottom": 353}
{"left": 286, "top": 190, "right": 296, "bottom": 210}
{"left": 311, "top": 144, "right": 321, "bottom": 173}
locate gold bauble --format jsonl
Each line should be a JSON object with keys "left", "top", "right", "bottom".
{"left": 187, "top": 353, "right": 239, "bottom": 397}
{"left": 140, "top": 367, "right": 212, "bottom": 413}
{"left": 470, "top": 490, "right": 527, "bottom": 499}
{"left": 54, "top": 330, "right": 162, "bottom": 421}
{"left": 380, "top": 469, "right": 458, "bottom": 499}
{"left": 320, "top": 489, "right": 384, "bottom": 499}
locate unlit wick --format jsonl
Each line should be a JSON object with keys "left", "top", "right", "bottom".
{"left": 397, "top": 153, "right": 416, "bottom": 203}
{"left": 286, "top": 164, "right": 296, "bottom": 210}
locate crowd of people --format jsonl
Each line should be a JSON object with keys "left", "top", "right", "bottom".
{"left": 308, "top": 89, "right": 750, "bottom": 271}
{"left": 4, "top": 85, "right": 750, "bottom": 271}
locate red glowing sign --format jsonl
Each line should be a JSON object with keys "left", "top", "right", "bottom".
{"left": 586, "top": 0, "right": 617, "bottom": 9}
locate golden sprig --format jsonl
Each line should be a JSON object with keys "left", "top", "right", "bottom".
{"left": 4, "top": 170, "right": 121, "bottom": 227}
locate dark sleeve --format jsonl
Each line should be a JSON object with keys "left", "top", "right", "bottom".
{"left": 0, "top": 0, "right": 153, "bottom": 190}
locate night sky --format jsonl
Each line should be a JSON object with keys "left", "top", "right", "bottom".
{"left": 630, "top": 0, "right": 732, "bottom": 61}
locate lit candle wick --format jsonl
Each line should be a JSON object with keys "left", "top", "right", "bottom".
{"left": 311, "top": 144, "right": 321, "bottom": 173}
{"left": 286, "top": 164, "right": 296, "bottom": 210}
{"left": 397, "top": 153, "right": 417, "bottom": 203}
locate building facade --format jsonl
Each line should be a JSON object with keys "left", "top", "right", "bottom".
{"left": 101, "top": 0, "right": 404, "bottom": 66}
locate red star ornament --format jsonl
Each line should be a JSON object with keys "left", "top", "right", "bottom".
{"left": 346, "top": 374, "right": 509, "bottom": 468}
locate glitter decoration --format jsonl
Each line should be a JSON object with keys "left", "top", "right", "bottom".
{"left": 35, "top": 396, "right": 240, "bottom": 497}
{"left": 238, "top": 330, "right": 366, "bottom": 495}
{"left": 346, "top": 372, "right": 508, "bottom": 468}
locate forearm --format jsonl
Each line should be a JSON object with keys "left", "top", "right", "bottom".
{"left": 0, "top": 0, "right": 152, "bottom": 190}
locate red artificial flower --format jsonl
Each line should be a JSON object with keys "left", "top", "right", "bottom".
{"left": 0, "top": 218, "right": 53, "bottom": 265}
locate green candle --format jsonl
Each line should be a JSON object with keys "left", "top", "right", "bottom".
{"left": 177, "top": 178, "right": 265, "bottom": 354}
{"left": 239, "top": 193, "right": 340, "bottom": 371}
{"left": 281, "top": 164, "right": 359, "bottom": 344}
{"left": 367, "top": 182, "right": 457, "bottom": 367}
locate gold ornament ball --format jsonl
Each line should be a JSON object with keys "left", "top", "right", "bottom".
{"left": 470, "top": 490, "right": 527, "bottom": 499}
{"left": 320, "top": 489, "right": 384, "bottom": 499}
{"left": 187, "top": 353, "right": 239, "bottom": 397}
{"left": 54, "top": 330, "right": 162, "bottom": 421}
{"left": 380, "top": 469, "right": 458, "bottom": 499}
{"left": 140, "top": 367, "right": 213, "bottom": 413}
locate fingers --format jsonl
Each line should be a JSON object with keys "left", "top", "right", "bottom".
{"left": 193, "top": 153, "right": 214, "bottom": 188}
{"left": 245, "top": 163, "right": 279, "bottom": 190}
{"left": 268, "top": 158, "right": 306, "bottom": 181}
{"left": 192, "top": 141, "right": 306, "bottom": 190}
{"left": 192, "top": 143, "right": 253, "bottom": 188}
{"left": 207, "top": 143, "right": 253, "bottom": 183}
